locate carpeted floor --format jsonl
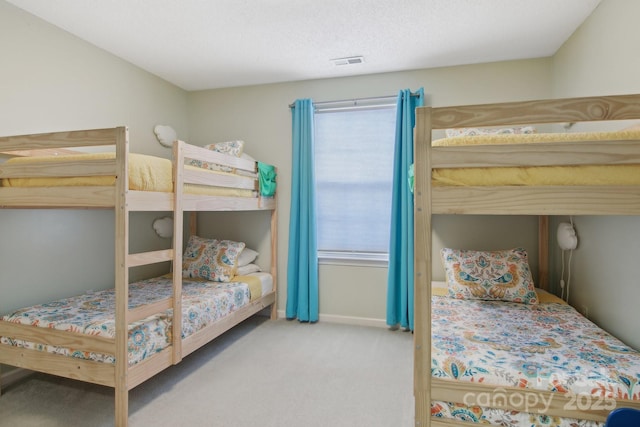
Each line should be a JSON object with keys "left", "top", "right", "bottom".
{"left": 0, "top": 317, "right": 414, "bottom": 426}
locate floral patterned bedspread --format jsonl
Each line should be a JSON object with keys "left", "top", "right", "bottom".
{"left": 0, "top": 276, "right": 251, "bottom": 366}
{"left": 431, "top": 295, "right": 640, "bottom": 426}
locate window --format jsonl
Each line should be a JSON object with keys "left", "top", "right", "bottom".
{"left": 314, "top": 98, "right": 397, "bottom": 266}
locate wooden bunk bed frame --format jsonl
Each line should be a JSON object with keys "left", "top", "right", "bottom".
{"left": 0, "top": 126, "right": 277, "bottom": 427}
{"left": 413, "top": 94, "right": 640, "bottom": 426}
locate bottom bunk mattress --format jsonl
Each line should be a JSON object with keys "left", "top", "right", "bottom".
{"left": 430, "top": 286, "right": 640, "bottom": 427}
{"left": 0, "top": 273, "right": 273, "bottom": 366}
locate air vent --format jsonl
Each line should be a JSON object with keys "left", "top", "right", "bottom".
{"left": 331, "top": 56, "right": 364, "bottom": 66}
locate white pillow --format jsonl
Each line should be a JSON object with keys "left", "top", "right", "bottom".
{"left": 236, "top": 263, "right": 262, "bottom": 275}
{"left": 237, "top": 247, "right": 259, "bottom": 266}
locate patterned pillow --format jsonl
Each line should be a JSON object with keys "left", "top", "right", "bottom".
{"left": 440, "top": 247, "right": 538, "bottom": 304}
{"left": 188, "top": 140, "right": 244, "bottom": 172}
{"left": 182, "top": 235, "right": 245, "bottom": 282}
{"left": 445, "top": 126, "right": 536, "bottom": 138}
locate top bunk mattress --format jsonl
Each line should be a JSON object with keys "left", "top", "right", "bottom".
{"left": 1, "top": 152, "right": 257, "bottom": 197}
{"left": 431, "top": 129, "right": 640, "bottom": 187}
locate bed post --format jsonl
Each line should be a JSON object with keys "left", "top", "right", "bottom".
{"left": 269, "top": 205, "right": 278, "bottom": 320}
{"left": 538, "top": 215, "right": 549, "bottom": 291}
{"left": 172, "top": 141, "right": 185, "bottom": 366}
{"left": 414, "top": 107, "right": 432, "bottom": 427}
{"left": 114, "top": 126, "right": 130, "bottom": 427}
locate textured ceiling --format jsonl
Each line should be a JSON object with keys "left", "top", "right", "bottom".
{"left": 7, "top": 0, "right": 602, "bottom": 91}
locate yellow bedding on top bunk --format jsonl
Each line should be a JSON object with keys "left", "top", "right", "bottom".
{"left": 431, "top": 129, "right": 640, "bottom": 187}
{"left": 1, "top": 152, "right": 255, "bottom": 197}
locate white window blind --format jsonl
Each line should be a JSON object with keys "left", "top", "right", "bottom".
{"left": 314, "top": 99, "right": 397, "bottom": 263}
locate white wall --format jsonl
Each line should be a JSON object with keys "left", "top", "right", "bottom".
{"left": 550, "top": 0, "right": 640, "bottom": 349}
{"left": 188, "top": 59, "right": 553, "bottom": 323}
{"left": 0, "top": 1, "right": 188, "bottom": 314}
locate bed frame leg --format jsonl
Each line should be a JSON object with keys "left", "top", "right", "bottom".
{"left": 269, "top": 303, "right": 277, "bottom": 320}
{"left": 115, "top": 386, "right": 128, "bottom": 427}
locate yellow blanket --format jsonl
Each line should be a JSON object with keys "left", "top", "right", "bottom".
{"left": 233, "top": 275, "right": 263, "bottom": 302}
{"left": 432, "top": 130, "right": 640, "bottom": 187}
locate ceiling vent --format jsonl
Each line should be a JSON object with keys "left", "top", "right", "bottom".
{"left": 331, "top": 56, "right": 364, "bottom": 66}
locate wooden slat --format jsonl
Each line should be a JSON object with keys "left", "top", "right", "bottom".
{"left": 431, "top": 378, "right": 640, "bottom": 422}
{"left": 430, "top": 94, "right": 640, "bottom": 129}
{"left": 127, "top": 249, "right": 174, "bottom": 267}
{"left": 0, "top": 322, "right": 114, "bottom": 355}
{"left": 0, "top": 158, "right": 117, "bottom": 179}
{"left": 431, "top": 140, "right": 640, "bottom": 168}
{"left": 171, "top": 141, "right": 184, "bottom": 366}
{"left": 182, "top": 194, "right": 274, "bottom": 211}
{"left": 127, "top": 347, "right": 173, "bottom": 390}
{"left": 414, "top": 107, "right": 433, "bottom": 427}
{"left": 183, "top": 168, "right": 257, "bottom": 190}
{"left": 0, "top": 147, "right": 83, "bottom": 157}
{"left": 180, "top": 142, "right": 257, "bottom": 173}
{"left": 431, "top": 419, "right": 476, "bottom": 427}
{"left": 431, "top": 185, "right": 640, "bottom": 215}
{"left": 0, "top": 186, "right": 116, "bottom": 208}
{"left": 538, "top": 216, "right": 549, "bottom": 291}
{"left": 0, "top": 345, "right": 115, "bottom": 387}
{"left": 128, "top": 298, "right": 172, "bottom": 324}
{"left": 126, "top": 190, "right": 173, "bottom": 212}
{"left": 0, "top": 127, "right": 120, "bottom": 151}
{"left": 113, "top": 126, "right": 129, "bottom": 427}
{"left": 269, "top": 208, "right": 278, "bottom": 319}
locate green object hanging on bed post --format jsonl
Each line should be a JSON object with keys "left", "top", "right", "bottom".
{"left": 257, "top": 161, "right": 277, "bottom": 197}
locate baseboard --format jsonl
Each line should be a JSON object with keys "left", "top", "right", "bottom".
{"left": 276, "top": 310, "right": 387, "bottom": 328}
{"left": 1, "top": 366, "right": 33, "bottom": 388}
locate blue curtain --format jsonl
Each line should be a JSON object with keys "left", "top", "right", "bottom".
{"left": 286, "top": 99, "right": 319, "bottom": 322}
{"left": 387, "top": 88, "right": 424, "bottom": 331}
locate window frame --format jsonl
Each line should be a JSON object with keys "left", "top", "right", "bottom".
{"left": 313, "top": 97, "right": 397, "bottom": 267}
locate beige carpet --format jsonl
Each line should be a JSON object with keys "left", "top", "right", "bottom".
{"left": 0, "top": 317, "right": 414, "bottom": 426}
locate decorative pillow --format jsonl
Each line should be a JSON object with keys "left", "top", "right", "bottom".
{"left": 440, "top": 247, "right": 538, "bottom": 304}
{"left": 236, "top": 263, "right": 262, "bottom": 275}
{"left": 188, "top": 140, "right": 244, "bottom": 172}
{"left": 182, "top": 235, "right": 245, "bottom": 282}
{"left": 237, "top": 247, "right": 259, "bottom": 267}
{"left": 445, "top": 126, "right": 536, "bottom": 138}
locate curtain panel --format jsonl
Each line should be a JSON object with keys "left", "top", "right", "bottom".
{"left": 286, "top": 99, "right": 319, "bottom": 322}
{"left": 386, "top": 88, "right": 424, "bottom": 331}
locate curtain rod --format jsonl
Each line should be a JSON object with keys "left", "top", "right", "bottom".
{"left": 288, "top": 91, "right": 420, "bottom": 108}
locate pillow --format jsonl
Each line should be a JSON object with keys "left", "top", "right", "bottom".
{"left": 236, "top": 263, "right": 262, "bottom": 275}
{"left": 440, "top": 247, "right": 538, "bottom": 304}
{"left": 188, "top": 140, "right": 244, "bottom": 172}
{"left": 204, "top": 140, "right": 244, "bottom": 157}
{"left": 182, "top": 235, "right": 245, "bottom": 282}
{"left": 445, "top": 126, "right": 536, "bottom": 138}
{"left": 237, "top": 247, "right": 259, "bottom": 267}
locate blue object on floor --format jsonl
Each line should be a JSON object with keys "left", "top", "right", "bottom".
{"left": 605, "top": 408, "right": 640, "bottom": 426}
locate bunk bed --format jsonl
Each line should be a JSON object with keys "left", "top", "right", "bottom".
{"left": 0, "top": 126, "right": 278, "bottom": 427}
{"left": 413, "top": 94, "right": 640, "bottom": 426}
